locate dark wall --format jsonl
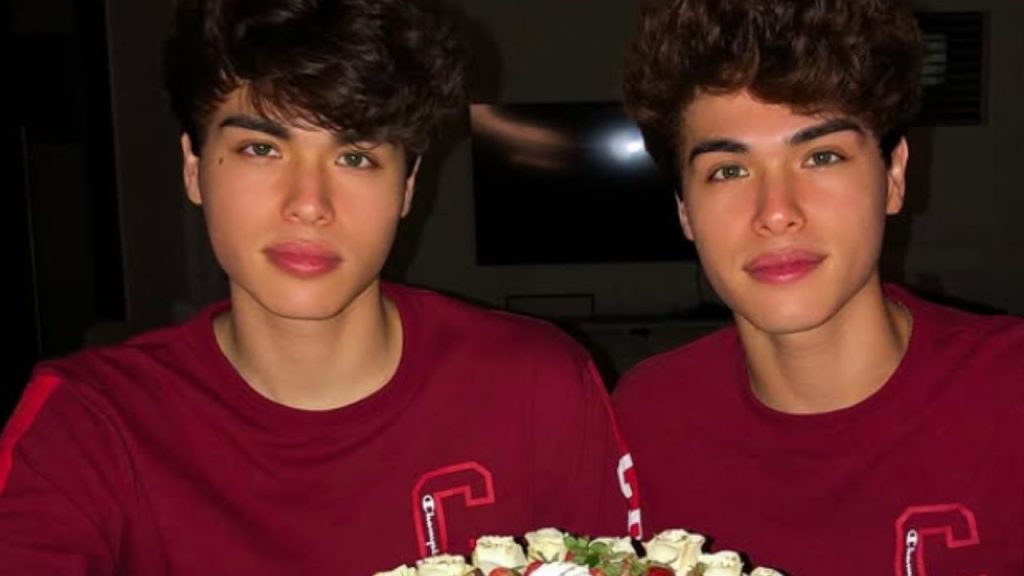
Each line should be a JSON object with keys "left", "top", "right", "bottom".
{"left": 105, "top": 0, "right": 192, "bottom": 330}
{"left": 5, "top": 0, "right": 124, "bottom": 419}
{"left": 5, "top": 0, "right": 37, "bottom": 418}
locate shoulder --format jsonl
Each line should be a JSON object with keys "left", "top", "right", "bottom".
{"left": 890, "top": 286, "right": 1024, "bottom": 412}
{"left": 385, "top": 283, "right": 607, "bottom": 404}
{"left": 893, "top": 285, "right": 1024, "bottom": 365}
{"left": 386, "top": 283, "right": 592, "bottom": 363}
{"left": 614, "top": 326, "right": 739, "bottom": 406}
{"left": 33, "top": 301, "right": 225, "bottom": 401}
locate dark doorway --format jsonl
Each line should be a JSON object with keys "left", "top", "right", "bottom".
{"left": 5, "top": 0, "right": 125, "bottom": 422}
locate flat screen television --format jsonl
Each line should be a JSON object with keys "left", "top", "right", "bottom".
{"left": 470, "top": 102, "right": 697, "bottom": 265}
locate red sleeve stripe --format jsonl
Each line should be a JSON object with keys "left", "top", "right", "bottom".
{"left": 0, "top": 372, "right": 62, "bottom": 494}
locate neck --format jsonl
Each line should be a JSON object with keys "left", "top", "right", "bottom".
{"left": 214, "top": 283, "right": 403, "bottom": 410}
{"left": 738, "top": 283, "right": 912, "bottom": 414}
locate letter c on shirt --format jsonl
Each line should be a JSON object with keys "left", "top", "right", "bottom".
{"left": 893, "top": 503, "right": 986, "bottom": 576}
{"left": 617, "top": 453, "right": 642, "bottom": 539}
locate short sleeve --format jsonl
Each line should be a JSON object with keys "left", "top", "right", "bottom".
{"left": 0, "top": 371, "right": 132, "bottom": 575}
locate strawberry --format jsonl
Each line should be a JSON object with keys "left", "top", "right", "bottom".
{"left": 647, "top": 567, "right": 675, "bottom": 576}
{"left": 523, "top": 561, "right": 544, "bottom": 575}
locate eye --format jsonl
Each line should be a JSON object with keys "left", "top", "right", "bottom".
{"left": 804, "top": 150, "right": 844, "bottom": 167}
{"left": 337, "top": 152, "right": 375, "bottom": 169}
{"left": 240, "top": 142, "right": 280, "bottom": 158}
{"left": 708, "top": 164, "right": 749, "bottom": 182}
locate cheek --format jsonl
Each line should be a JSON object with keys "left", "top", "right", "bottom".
{"left": 687, "top": 208, "right": 744, "bottom": 297}
{"left": 197, "top": 169, "right": 272, "bottom": 250}
{"left": 353, "top": 182, "right": 406, "bottom": 217}
{"left": 335, "top": 181, "right": 407, "bottom": 242}
{"left": 202, "top": 160, "right": 283, "bottom": 207}
{"left": 818, "top": 174, "right": 889, "bottom": 230}
{"left": 201, "top": 207, "right": 249, "bottom": 277}
{"left": 685, "top": 195, "right": 744, "bottom": 254}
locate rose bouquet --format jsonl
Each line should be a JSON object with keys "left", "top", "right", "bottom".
{"left": 374, "top": 527, "right": 782, "bottom": 576}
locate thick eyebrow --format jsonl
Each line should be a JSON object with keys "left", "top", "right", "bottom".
{"left": 218, "top": 115, "right": 290, "bottom": 140}
{"left": 787, "top": 118, "right": 864, "bottom": 146}
{"left": 687, "top": 139, "right": 748, "bottom": 166}
{"left": 685, "top": 118, "right": 865, "bottom": 166}
{"left": 218, "top": 114, "right": 368, "bottom": 148}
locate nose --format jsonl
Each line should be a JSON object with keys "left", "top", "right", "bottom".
{"left": 752, "top": 169, "right": 804, "bottom": 236}
{"left": 283, "top": 161, "right": 334, "bottom": 225}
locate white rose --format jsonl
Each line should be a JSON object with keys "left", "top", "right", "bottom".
{"left": 415, "top": 554, "right": 474, "bottom": 576}
{"left": 472, "top": 535, "right": 527, "bottom": 573}
{"left": 372, "top": 566, "right": 417, "bottom": 576}
{"left": 643, "top": 529, "right": 706, "bottom": 573}
{"left": 524, "top": 527, "right": 568, "bottom": 562}
{"left": 698, "top": 551, "right": 744, "bottom": 576}
{"left": 590, "top": 536, "right": 636, "bottom": 556}
{"left": 523, "top": 561, "right": 591, "bottom": 576}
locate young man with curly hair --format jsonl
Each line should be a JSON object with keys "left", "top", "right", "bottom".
{"left": 0, "top": 1, "right": 637, "bottom": 573}
{"left": 613, "top": 0, "right": 1024, "bottom": 573}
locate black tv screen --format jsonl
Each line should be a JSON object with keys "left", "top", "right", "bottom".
{"left": 470, "top": 102, "right": 696, "bottom": 265}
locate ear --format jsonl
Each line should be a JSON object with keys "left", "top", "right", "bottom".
{"left": 884, "top": 137, "right": 909, "bottom": 215}
{"left": 676, "top": 191, "right": 695, "bottom": 241}
{"left": 181, "top": 134, "right": 203, "bottom": 206}
{"left": 400, "top": 156, "right": 421, "bottom": 218}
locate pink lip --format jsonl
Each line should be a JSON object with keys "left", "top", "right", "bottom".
{"left": 744, "top": 250, "right": 825, "bottom": 285}
{"left": 264, "top": 242, "right": 341, "bottom": 278}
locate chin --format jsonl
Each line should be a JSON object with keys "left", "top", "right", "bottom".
{"left": 279, "top": 306, "right": 348, "bottom": 322}
{"left": 739, "top": 304, "right": 834, "bottom": 336}
{"left": 250, "top": 286, "right": 360, "bottom": 322}
{"left": 241, "top": 273, "right": 380, "bottom": 322}
{"left": 260, "top": 300, "right": 345, "bottom": 321}
{"left": 714, "top": 273, "right": 836, "bottom": 332}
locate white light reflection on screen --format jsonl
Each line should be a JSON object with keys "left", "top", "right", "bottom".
{"left": 603, "top": 123, "right": 652, "bottom": 165}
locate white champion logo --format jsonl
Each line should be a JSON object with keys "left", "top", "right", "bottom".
{"left": 903, "top": 529, "right": 919, "bottom": 576}
{"left": 421, "top": 494, "right": 439, "bottom": 555}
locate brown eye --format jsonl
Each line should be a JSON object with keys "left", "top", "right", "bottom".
{"left": 241, "top": 143, "right": 279, "bottom": 157}
{"left": 709, "top": 164, "right": 749, "bottom": 182}
{"left": 805, "top": 151, "right": 844, "bottom": 167}
{"left": 338, "top": 152, "right": 373, "bottom": 168}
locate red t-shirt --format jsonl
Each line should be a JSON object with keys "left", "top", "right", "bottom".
{"left": 614, "top": 286, "right": 1024, "bottom": 576}
{"left": 0, "top": 284, "right": 639, "bottom": 575}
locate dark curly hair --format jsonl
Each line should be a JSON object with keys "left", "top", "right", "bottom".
{"left": 623, "top": 0, "right": 924, "bottom": 182}
{"left": 163, "top": 0, "right": 467, "bottom": 158}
